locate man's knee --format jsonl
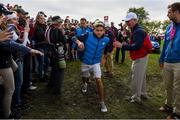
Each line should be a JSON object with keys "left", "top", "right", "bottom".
{"left": 5, "top": 85, "right": 15, "bottom": 96}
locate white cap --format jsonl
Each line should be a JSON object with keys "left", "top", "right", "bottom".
{"left": 6, "top": 13, "right": 17, "bottom": 20}
{"left": 124, "top": 12, "right": 138, "bottom": 22}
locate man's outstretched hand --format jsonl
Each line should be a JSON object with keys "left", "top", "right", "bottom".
{"left": 77, "top": 41, "right": 85, "bottom": 51}
{"left": 113, "top": 41, "right": 123, "bottom": 48}
{"left": 30, "top": 49, "right": 44, "bottom": 56}
{"left": 0, "top": 30, "right": 13, "bottom": 42}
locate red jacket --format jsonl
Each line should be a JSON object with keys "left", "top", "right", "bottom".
{"left": 122, "top": 24, "right": 152, "bottom": 60}
{"left": 130, "top": 34, "right": 152, "bottom": 60}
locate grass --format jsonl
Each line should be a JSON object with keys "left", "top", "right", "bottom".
{"left": 22, "top": 52, "right": 168, "bottom": 119}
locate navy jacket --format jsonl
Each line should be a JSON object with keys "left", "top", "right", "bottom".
{"left": 122, "top": 24, "right": 146, "bottom": 50}
{"left": 104, "top": 29, "right": 114, "bottom": 54}
{"left": 0, "top": 29, "right": 31, "bottom": 68}
{"left": 0, "top": 40, "right": 31, "bottom": 68}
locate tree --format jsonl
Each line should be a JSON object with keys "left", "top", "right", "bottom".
{"left": 127, "top": 7, "right": 163, "bottom": 34}
{"left": 128, "top": 7, "right": 149, "bottom": 24}
{"left": 143, "top": 20, "right": 162, "bottom": 34}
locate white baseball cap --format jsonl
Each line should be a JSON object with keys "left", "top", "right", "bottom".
{"left": 124, "top": 12, "right": 138, "bottom": 22}
{"left": 6, "top": 13, "right": 17, "bottom": 20}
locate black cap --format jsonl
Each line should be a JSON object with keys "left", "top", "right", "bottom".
{"left": 38, "top": 11, "right": 47, "bottom": 17}
{"left": 16, "top": 8, "right": 28, "bottom": 15}
{"left": 0, "top": 4, "right": 13, "bottom": 15}
{"left": 52, "top": 16, "right": 63, "bottom": 22}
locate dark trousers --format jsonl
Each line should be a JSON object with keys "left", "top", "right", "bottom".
{"left": 36, "top": 48, "right": 49, "bottom": 79}
{"left": 48, "top": 61, "right": 65, "bottom": 94}
{"left": 22, "top": 53, "right": 32, "bottom": 92}
{"left": 14, "top": 61, "right": 23, "bottom": 105}
{"left": 115, "top": 48, "right": 125, "bottom": 63}
{"left": 32, "top": 55, "right": 37, "bottom": 73}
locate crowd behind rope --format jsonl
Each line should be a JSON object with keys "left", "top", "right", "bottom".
{"left": 0, "top": 2, "right": 180, "bottom": 119}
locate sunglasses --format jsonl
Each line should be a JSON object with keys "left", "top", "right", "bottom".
{"left": 126, "top": 20, "right": 130, "bottom": 23}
